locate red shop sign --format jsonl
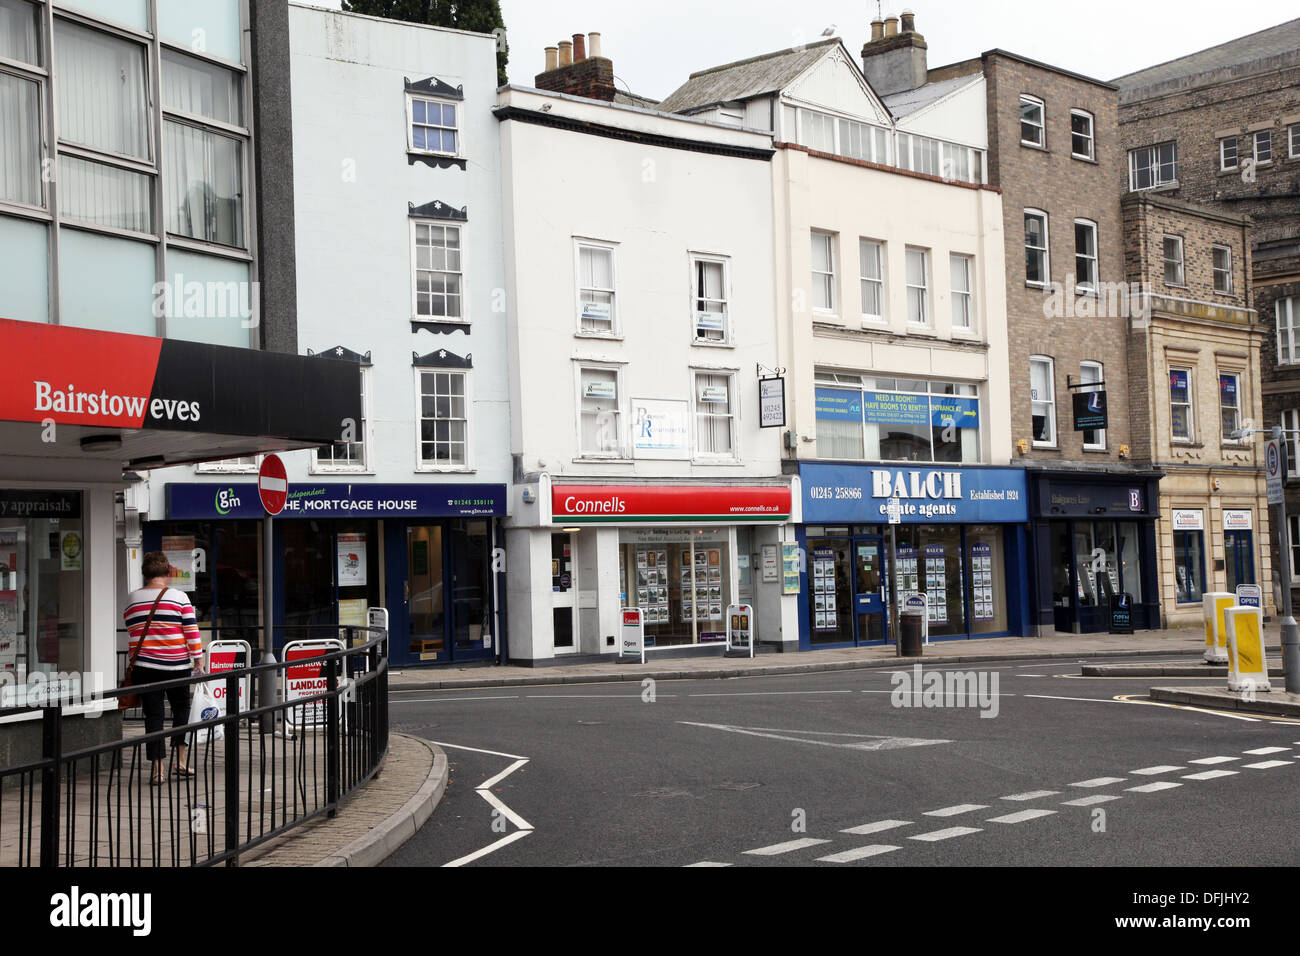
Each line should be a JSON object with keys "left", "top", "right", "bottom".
{"left": 551, "top": 484, "right": 790, "bottom": 523}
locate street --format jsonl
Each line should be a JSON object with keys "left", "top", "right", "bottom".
{"left": 385, "top": 658, "right": 1300, "bottom": 867}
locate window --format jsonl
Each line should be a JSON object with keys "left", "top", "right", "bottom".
{"left": 1285, "top": 409, "right": 1300, "bottom": 477}
{"left": 1290, "top": 124, "right": 1300, "bottom": 159}
{"left": 1128, "top": 142, "right": 1177, "bottom": 190}
{"left": 1173, "top": 524, "right": 1205, "bottom": 604}
{"left": 576, "top": 240, "right": 616, "bottom": 333}
{"left": 693, "top": 371, "right": 736, "bottom": 458}
{"left": 1024, "top": 210, "right": 1049, "bottom": 286}
{"left": 949, "top": 254, "right": 972, "bottom": 330}
{"left": 813, "top": 371, "right": 981, "bottom": 463}
{"left": 859, "top": 239, "right": 884, "bottom": 322}
{"left": 1280, "top": 298, "right": 1300, "bottom": 364}
{"left": 941, "top": 142, "right": 970, "bottom": 181}
{"left": 811, "top": 231, "right": 836, "bottom": 313}
{"left": 1020, "top": 95, "right": 1044, "bottom": 147}
{"left": 409, "top": 96, "right": 458, "bottom": 155}
{"left": 1219, "top": 136, "right": 1238, "bottom": 171}
{"left": 197, "top": 456, "right": 258, "bottom": 473}
{"left": 1074, "top": 219, "right": 1098, "bottom": 292}
{"left": 1219, "top": 372, "right": 1241, "bottom": 441}
{"left": 802, "top": 109, "right": 835, "bottom": 152}
{"left": 54, "top": 21, "right": 150, "bottom": 160}
{"left": 413, "top": 222, "right": 463, "bottom": 320}
{"left": 692, "top": 256, "right": 729, "bottom": 343}
{"left": 905, "top": 247, "right": 929, "bottom": 326}
{"left": 1254, "top": 129, "right": 1272, "bottom": 166}
{"left": 912, "top": 135, "right": 940, "bottom": 176}
{"left": 1212, "top": 245, "right": 1233, "bottom": 293}
{"left": 1080, "top": 361, "right": 1104, "bottom": 449}
{"left": 1162, "top": 235, "right": 1184, "bottom": 286}
{"left": 1070, "top": 110, "right": 1094, "bottom": 160}
{"left": 316, "top": 369, "right": 369, "bottom": 471}
{"left": 1030, "top": 357, "right": 1056, "bottom": 446}
{"left": 578, "top": 365, "right": 624, "bottom": 457}
{"left": 839, "top": 119, "right": 890, "bottom": 164}
{"left": 1169, "top": 368, "right": 1193, "bottom": 441}
{"left": 0, "top": 71, "right": 42, "bottom": 207}
{"left": 418, "top": 370, "right": 467, "bottom": 467}
{"left": 1291, "top": 515, "right": 1300, "bottom": 579}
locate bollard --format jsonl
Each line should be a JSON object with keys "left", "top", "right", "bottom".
{"left": 1224, "top": 606, "right": 1271, "bottom": 693}
{"left": 1202, "top": 592, "right": 1234, "bottom": 664}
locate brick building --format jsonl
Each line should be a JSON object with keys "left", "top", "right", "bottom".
{"left": 1116, "top": 18, "right": 1300, "bottom": 611}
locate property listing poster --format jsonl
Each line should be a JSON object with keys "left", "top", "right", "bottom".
{"left": 161, "top": 534, "right": 196, "bottom": 592}
{"left": 812, "top": 548, "right": 838, "bottom": 631}
{"left": 971, "top": 542, "right": 995, "bottom": 621}
{"left": 337, "top": 533, "right": 368, "bottom": 587}
{"left": 923, "top": 544, "right": 947, "bottom": 624}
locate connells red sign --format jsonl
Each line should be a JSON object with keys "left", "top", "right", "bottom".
{"left": 551, "top": 484, "right": 791, "bottom": 523}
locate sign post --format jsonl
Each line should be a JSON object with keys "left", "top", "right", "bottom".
{"left": 258, "top": 454, "right": 287, "bottom": 734}
{"left": 725, "top": 603, "right": 754, "bottom": 658}
{"left": 1267, "top": 433, "right": 1300, "bottom": 692}
{"left": 620, "top": 608, "right": 645, "bottom": 664}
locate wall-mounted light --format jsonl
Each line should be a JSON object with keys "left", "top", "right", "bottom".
{"left": 1016, "top": 438, "right": 1029, "bottom": 456}
{"left": 1119, "top": 443, "right": 1130, "bottom": 459}
{"left": 1212, "top": 477, "right": 1221, "bottom": 491}
{"left": 521, "top": 488, "right": 536, "bottom": 503}
{"left": 562, "top": 527, "right": 581, "bottom": 533}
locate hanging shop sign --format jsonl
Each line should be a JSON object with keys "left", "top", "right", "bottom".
{"left": 167, "top": 482, "right": 506, "bottom": 520}
{"left": 631, "top": 399, "right": 690, "bottom": 459}
{"left": 1071, "top": 390, "right": 1108, "bottom": 432}
{"left": 759, "top": 377, "right": 786, "bottom": 428}
{"left": 800, "top": 464, "right": 1027, "bottom": 524}
{"left": 551, "top": 484, "right": 791, "bottom": 524}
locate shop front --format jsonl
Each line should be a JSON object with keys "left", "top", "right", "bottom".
{"left": 154, "top": 481, "right": 506, "bottom": 667}
{"left": 796, "top": 463, "right": 1030, "bottom": 647}
{"left": 1025, "top": 468, "right": 1163, "bottom": 633}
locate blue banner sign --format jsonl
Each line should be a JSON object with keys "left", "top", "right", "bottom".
{"left": 800, "top": 463, "right": 1027, "bottom": 524}
{"left": 166, "top": 482, "right": 507, "bottom": 519}
{"left": 814, "top": 388, "right": 862, "bottom": 422}
{"left": 817, "top": 388, "right": 977, "bottom": 429}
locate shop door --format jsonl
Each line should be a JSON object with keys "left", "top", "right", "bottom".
{"left": 1224, "top": 530, "right": 1254, "bottom": 592}
{"left": 853, "top": 536, "right": 886, "bottom": 644}
{"left": 551, "top": 532, "right": 577, "bottom": 654}
{"left": 404, "top": 524, "right": 447, "bottom": 663}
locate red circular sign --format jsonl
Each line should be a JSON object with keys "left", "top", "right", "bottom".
{"left": 258, "top": 454, "right": 288, "bottom": 516}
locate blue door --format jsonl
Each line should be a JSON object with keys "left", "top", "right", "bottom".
{"left": 1224, "top": 530, "right": 1254, "bottom": 593}
{"left": 853, "top": 536, "right": 887, "bottom": 644}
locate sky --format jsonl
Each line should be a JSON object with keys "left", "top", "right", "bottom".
{"left": 308, "top": 2, "right": 1300, "bottom": 101}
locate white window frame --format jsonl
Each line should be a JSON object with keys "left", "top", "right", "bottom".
{"left": 1162, "top": 234, "right": 1185, "bottom": 286}
{"left": 1254, "top": 128, "right": 1272, "bottom": 166}
{"left": 1024, "top": 209, "right": 1050, "bottom": 287}
{"left": 1070, "top": 109, "right": 1094, "bottom": 160}
{"left": 1218, "top": 370, "right": 1242, "bottom": 443}
{"left": 1019, "top": 95, "right": 1045, "bottom": 148}
{"left": 196, "top": 455, "right": 260, "bottom": 474}
{"left": 949, "top": 253, "right": 973, "bottom": 331}
{"left": 1074, "top": 218, "right": 1098, "bottom": 293}
{"left": 312, "top": 367, "right": 371, "bottom": 473}
{"left": 1290, "top": 514, "right": 1300, "bottom": 582}
{"left": 1284, "top": 409, "right": 1300, "bottom": 477}
{"left": 574, "top": 238, "right": 619, "bottom": 337}
{"left": 1129, "top": 142, "right": 1177, "bottom": 190}
{"left": 1212, "top": 244, "right": 1233, "bottom": 294}
{"left": 691, "top": 368, "right": 739, "bottom": 462}
{"left": 1219, "top": 135, "right": 1239, "bottom": 171}
{"left": 859, "top": 238, "right": 885, "bottom": 324}
{"left": 1169, "top": 366, "right": 1194, "bottom": 443}
{"left": 1030, "top": 356, "right": 1056, "bottom": 448}
{"left": 406, "top": 94, "right": 460, "bottom": 157}
{"left": 905, "top": 246, "right": 930, "bottom": 327}
{"left": 1279, "top": 297, "right": 1300, "bottom": 365}
{"left": 415, "top": 367, "right": 472, "bottom": 472}
{"left": 574, "top": 362, "right": 628, "bottom": 460}
{"left": 1289, "top": 124, "right": 1300, "bottom": 160}
{"left": 1080, "top": 360, "right": 1105, "bottom": 450}
{"left": 690, "top": 253, "right": 731, "bottom": 345}
{"left": 411, "top": 219, "right": 467, "bottom": 323}
{"left": 811, "top": 230, "right": 837, "bottom": 315}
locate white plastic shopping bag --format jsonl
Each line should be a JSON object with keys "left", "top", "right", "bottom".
{"left": 188, "top": 681, "right": 225, "bottom": 744}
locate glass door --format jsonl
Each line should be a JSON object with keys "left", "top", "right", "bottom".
{"left": 551, "top": 532, "right": 577, "bottom": 654}
{"left": 406, "top": 524, "right": 446, "bottom": 662}
{"left": 1224, "top": 530, "right": 1254, "bottom": 592}
{"left": 853, "top": 536, "right": 885, "bottom": 644}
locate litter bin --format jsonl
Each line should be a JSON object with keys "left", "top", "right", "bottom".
{"left": 898, "top": 597, "right": 925, "bottom": 657}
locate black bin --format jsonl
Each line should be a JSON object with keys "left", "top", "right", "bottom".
{"left": 897, "top": 612, "right": 924, "bottom": 657}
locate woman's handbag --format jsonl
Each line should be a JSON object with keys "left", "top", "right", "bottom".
{"left": 119, "top": 589, "right": 166, "bottom": 710}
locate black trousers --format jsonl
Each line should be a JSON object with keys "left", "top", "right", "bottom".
{"left": 133, "top": 664, "right": 192, "bottom": 761}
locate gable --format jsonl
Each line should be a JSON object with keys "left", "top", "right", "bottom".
{"left": 782, "top": 45, "right": 891, "bottom": 126}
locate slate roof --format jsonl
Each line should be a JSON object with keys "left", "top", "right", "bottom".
{"left": 657, "top": 37, "right": 841, "bottom": 114}
{"left": 613, "top": 89, "right": 660, "bottom": 110}
{"left": 883, "top": 74, "right": 977, "bottom": 119}
{"left": 1112, "top": 17, "right": 1300, "bottom": 90}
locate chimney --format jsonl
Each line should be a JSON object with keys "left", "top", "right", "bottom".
{"left": 870, "top": 18, "right": 884, "bottom": 41}
{"left": 534, "top": 30, "right": 617, "bottom": 102}
{"left": 861, "top": 10, "right": 928, "bottom": 96}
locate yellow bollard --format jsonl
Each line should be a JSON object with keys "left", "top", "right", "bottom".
{"left": 1202, "top": 592, "right": 1234, "bottom": 664}
{"left": 1224, "top": 606, "right": 1270, "bottom": 693}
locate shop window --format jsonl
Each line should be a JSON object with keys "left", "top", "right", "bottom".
{"left": 621, "top": 528, "right": 730, "bottom": 646}
{"left": 691, "top": 255, "right": 729, "bottom": 343}
{"left": 693, "top": 371, "right": 737, "bottom": 459}
{"left": 891, "top": 525, "right": 967, "bottom": 639}
{"left": 1173, "top": 527, "right": 1204, "bottom": 604}
{"left": 1169, "top": 367, "right": 1193, "bottom": 442}
{"left": 1118, "top": 521, "right": 1143, "bottom": 602}
{"left": 806, "top": 537, "right": 852, "bottom": 645}
{"left": 967, "top": 526, "right": 1006, "bottom": 635}
{"left": 1290, "top": 515, "right": 1300, "bottom": 583}
{"left": 413, "top": 222, "right": 464, "bottom": 321}
{"left": 1030, "top": 356, "right": 1056, "bottom": 446}
{"left": 450, "top": 520, "right": 491, "bottom": 650}
{"left": 1080, "top": 361, "right": 1105, "bottom": 449}
{"left": 418, "top": 369, "right": 468, "bottom": 468}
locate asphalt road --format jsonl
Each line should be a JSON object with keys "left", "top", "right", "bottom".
{"left": 382, "top": 656, "right": 1300, "bottom": 867}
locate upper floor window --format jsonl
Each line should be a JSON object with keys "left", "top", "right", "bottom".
{"left": 693, "top": 371, "right": 737, "bottom": 459}
{"left": 1070, "top": 110, "right": 1094, "bottom": 160}
{"left": 1284, "top": 408, "right": 1300, "bottom": 476}
{"left": 1219, "top": 136, "right": 1238, "bottom": 171}
{"left": 1278, "top": 297, "right": 1300, "bottom": 365}
{"left": 197, "top": 455, "right": 259, "bottom": 473}
{"left": 1162, "top": 235, "right": 1185, "bottom": 286}
{"left": 1024, "top": 210, "right": 1049, "bottom": 287}
{"left": 860, "top": 239, "right": 885, "bottom": 322}
{"left": 905, "top": 247, "right": 929, "bottom": 326}
{"left": 950, "top": 254, "right": 973, "bottom": 330}
{"left": 1020, "top": 95, "right": 1044, "bottom": 147}
{"left": 1129, "top": 142, "right": 1177, "bottom": 190}
{"left": 1290, "top": 123, "right": 1300, "bottom": 160}
{"left": 803, "top": 109, "right": 836, "bottom": 152}
{"left": 1074, "top": 219, "right": 1098, "bottom": 292}
{"left": 1169, "top": 368, "right": 1193, "bottom": 441}
{"left": 898, "top": 132, "right": 940, "bottom": 176}
{"left": 692, "top": 255, "right": 729, "bottom": 344}
{"left": 418, "top": 370, "right": 468, "bottom": 468}
{"left": 811, "top": 230, "right": 836, "bottom": 313}
{"left": 839, "top": 117, "right": 890, "bottom": 164}
{"left": 576, "top": 240, "right": 617, "bottom": 334}
{"left": 54, "top": 20, "right": 150, "bottom": 161}
{"left": 1219, "top": 371, "right": 1241, "bottom": 441}
{"left": 413, "top": 222, "right": 464, "bottom": 321}
{"left": 315, "top": 368, "right": 369, "bottom": 471}
{"left": 1080, "top": 360, "right": 1105, "bottom": 449}
{"left": 1212, "top": 245, "right": 1233, "bottom": 294}
{"left": 409, "top": 96, "right": 458, "bottom": 155}
{"left": 1030, "top": 356, "right": 1056, "bottom": 446}
{"left": 577, "top": 364, "right": 625, "bottom": 457}
{"left": 1253, "top": 129, "right": 1272, "bottom": 166}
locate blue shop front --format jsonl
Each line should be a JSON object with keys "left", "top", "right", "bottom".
{"left": 148, "top": 482, "right": 507, "bottom": 667}
{"left": 796, "top": 463, "right": 1030, "bottom": 648}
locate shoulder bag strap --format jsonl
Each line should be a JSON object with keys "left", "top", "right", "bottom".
{"left": 128, "top": 589, "right": 168, "bottom": 668}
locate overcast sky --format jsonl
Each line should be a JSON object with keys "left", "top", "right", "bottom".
{"left": 309, "top": 2, "right": 1299, "bottom": 101}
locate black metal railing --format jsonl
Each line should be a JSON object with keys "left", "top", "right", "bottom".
{"left": 0, "top": 625, "right": 389, "bottom": 867}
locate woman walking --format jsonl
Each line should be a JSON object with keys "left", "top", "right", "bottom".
{"left": 123, "top": 551, "right": 205, "bottom": 785}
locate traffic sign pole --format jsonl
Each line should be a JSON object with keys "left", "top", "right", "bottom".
{"left": 1272, "top": 438, "right": 1300, "bottom": 693}
{"left": 257, "top": 455, "right": 287, "bottom": 733}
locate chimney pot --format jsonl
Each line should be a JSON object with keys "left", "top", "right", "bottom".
{"left": 544, "top": 45, "right": 558, "bottom": 72}
{"left": 870, "top": 18, "right": 884, "bottom": 42}
{"left": 588, "top": 32, "right": 602, "bottom": 58}
{"left": 884, "top": 16, "right": 899, "bottom": 37}
{"left": 572, "top": 33, "right": 586, "bottom": 61}
{"left": 900, "top": 10, "right": 915, "bottom": 32}
{"left": 558, "top": 40, "right": 573, "bottom": 67}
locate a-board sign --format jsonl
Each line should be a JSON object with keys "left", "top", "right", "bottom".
{"left": 620, "top": 608, "right": 645, "bottom": 664}
{"left": 283, "top": 639, "right": 345, "bottom": 730}
{"left": 1236, "top": 584, "right": 1262, "bottom": 609}
{"left": 206, "top": 640, "right": 250, "bottom": 716}
{"left": 1109, "top": 592, "right": 1134, "bottom": 634}
{"left": 726, "top": 603, "right": 754, "bottom": 658}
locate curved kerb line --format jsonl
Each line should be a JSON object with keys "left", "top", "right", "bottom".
{"left": 429, "top": 741, "right": 534, "bottom": 867}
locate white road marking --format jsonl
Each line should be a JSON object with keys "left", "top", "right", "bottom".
{"left": 476, "top": 781, "right": 532, "bottom": 831}
{"left": 1241, "top": 759, "right": 1292, "bottom": 769}
{"left": 687, "top": 690, "right": 853, "bottom": 697}
{"left": 392, "top": 695, "right": 520, "bottom": 703}
{"left": 910, "top": 826, "right": 982, "bottom": 842}
{"left": 685, "top": 861, "right": 732, "bottom": 867}
{"left": 1024, "top": 694, "right": 1132, "bottom": 704}
{"left": 986, "top": 809, "right": 1057, "bottom": 824}
{"left": 1069, "top": 777, "right": 1126, "bottom": 788}
{"left": 817, "top": 844, "right": 901, "bottom": 863}
{"left": 478, "top": 758, "right": 529, "bottom": 792}
{"left": 1127, "top": 781, "right": 1182, "bottom": 793}
{"left": 1188, "top": 756, "right": 1239, "bottom": 765}
{"left": 1000, "top": 790, "right": 1060, "bottom": 801}
{"left": 524, "top": 694, "right": 674, "bottom": 699}
{"left": 1061, "top": 795, "right": 1122, "bottom": 806}
{"left": 1016, "top": 674, "right": 1048, "bottom": 677}
{"left": 443, "top": 830, "right": 530, "bottom": 868}
{"left": 428, "top": 740, "right": 528, "bottom": 761}
{"left": 841, "top": 819, "right": 911, "bottom": 835}
{"left": 1130, "top": 765, "right": 1184, "bottom": 775}
{"left": 924, "top": 804, "right": 988, "bottom": 817}
{"left": 678, "top": 722, "right": 950, "bottom": 751}
{"left": 857, "top": 689, "right": 1017, "bottom": 697}
{"left": 743, "top": 838, "right": 831, "bottom": 856}
{"left": 1183, "top": 770, "right": 1238, "bottom": 780}
{"left": 1243, "top": 747, "right": 1290, "bottom": 755}
{"left": 431, "top": 741, "right": 534, "bottom": 867}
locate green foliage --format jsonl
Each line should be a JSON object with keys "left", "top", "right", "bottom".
{"left": 342, "top": 0, "right": 510, "bottom": 86}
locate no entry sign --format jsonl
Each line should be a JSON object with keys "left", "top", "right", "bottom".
{"left": 258, "top": 453, "right": 287, "bottom": 515}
